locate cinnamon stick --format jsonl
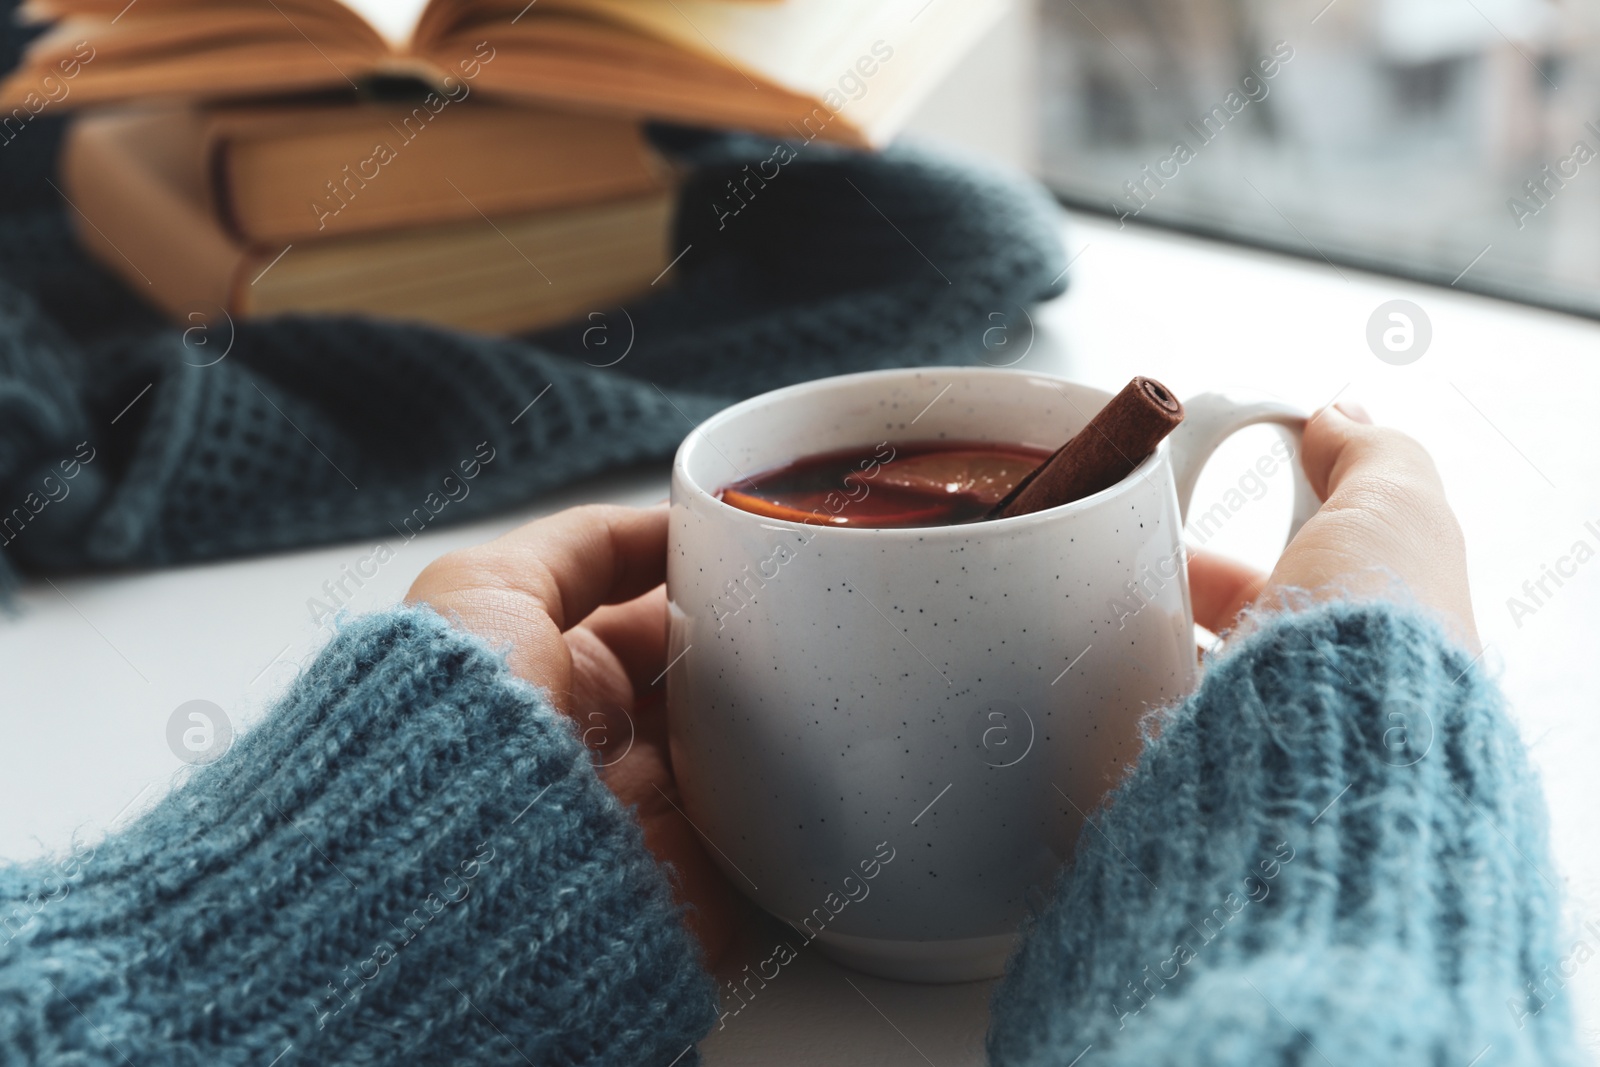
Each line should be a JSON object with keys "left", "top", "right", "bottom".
{"left": 986, "top": 377, "right": 1184, "bottom": 519}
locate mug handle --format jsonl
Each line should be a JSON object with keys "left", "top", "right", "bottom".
{"left": 1167, "top": 392, "right": 1320, "bottom": 542}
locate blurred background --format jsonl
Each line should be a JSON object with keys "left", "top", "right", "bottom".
{"left": 908, "top": 0, "right": 1600, "bottom": 318}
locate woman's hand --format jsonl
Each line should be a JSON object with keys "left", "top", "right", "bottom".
{"left": 1188, "top": 401, "right": 1479, "bottom": 650}
{"left": 406, "top": 503, "right": 741, "bottom": 964}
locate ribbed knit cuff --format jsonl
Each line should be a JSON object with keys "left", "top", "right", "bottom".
{"left": 989, "top": 600, "right": 1581, "bottom": 1067}
{"left": 0, "top": 606, "right": 717, "bottom": 1067}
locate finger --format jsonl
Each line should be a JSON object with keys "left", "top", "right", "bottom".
{"left": 574, "top": 585, "right": 670, "bottom": 697}
{"left": 1277, "top": 404, "right": 1478, "bottom": 648}
{"left": 561, "top": 585, "right": 669, "bottom": 742}
{"left": 599, "top": 717, "right": 744, "bottom": 965}
{"left": 416, "top": 503, "right": 668, "bottom": 633}
{"left": 1301, "top": 403, "right": 1445, "bottom": 506}
{"left": 562, "top": 626, "right": 636, "bottom": 751}
{"left": 406, "top": 504, "right": 668, "bottom": 702}
{"left": 1187, "top": 546, "right": 1268, "bottom": 633}
{"left": 1297, "top": 405, "right": 1464, "bottom": 585}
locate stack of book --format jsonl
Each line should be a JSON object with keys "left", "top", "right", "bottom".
{"left": 0, "top": 0, "right": 1004, "bottom": 335}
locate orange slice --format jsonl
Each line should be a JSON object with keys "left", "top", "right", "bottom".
{"left": 719, "top": 490, "right": 852, "bottom": 525}
{"left": 875, "top": 450, "right": 1040, "bottom": 505}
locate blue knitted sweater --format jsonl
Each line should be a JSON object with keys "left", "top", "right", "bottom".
{"left": 0, "top": 600, "right": 1579, "bottom": 1065}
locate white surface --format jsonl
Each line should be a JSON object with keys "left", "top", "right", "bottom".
{"left": 4, "top": 211, "right": 1598, "bottom": 1063}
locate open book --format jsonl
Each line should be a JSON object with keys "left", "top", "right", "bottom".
{"left": 1, "top": 0, "right": 1005, "bottom": 147}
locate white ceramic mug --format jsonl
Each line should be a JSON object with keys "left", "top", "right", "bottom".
{"left": 665, "top": 367, "right": 1316, "bottom": 982}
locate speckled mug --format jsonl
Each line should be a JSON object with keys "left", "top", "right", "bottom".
{"left": 665, "top": 368, "right": 1315, "bottom": 982}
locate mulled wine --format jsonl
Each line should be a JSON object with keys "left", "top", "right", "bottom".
{"left": 718, "top": 440, "right": 1051, "bottom": 529}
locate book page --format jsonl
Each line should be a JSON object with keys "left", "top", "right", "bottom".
{"left": 576, "top": 0, "right": 990, "bottom": 92}
{"left": 333, "top": 0, "right": 434, "bottom": 47}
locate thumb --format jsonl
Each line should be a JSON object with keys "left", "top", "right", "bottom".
{"left": 1260, "top": 401, "right": 1479, "bottom": 649}
{"left": 1301, "top": 400, "right": 1446, "bottom": 507}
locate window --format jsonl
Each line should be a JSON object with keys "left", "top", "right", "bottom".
{"left": 1037, "top": 0, "right": 1599, "bottom": 316}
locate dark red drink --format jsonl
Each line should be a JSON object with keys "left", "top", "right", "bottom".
{"left": 718, "top": 440, "right": 1050, "bottom": 529}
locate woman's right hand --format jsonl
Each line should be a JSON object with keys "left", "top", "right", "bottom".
{"left": 1188, "top": 401, "right": 1479, "bottom": 651}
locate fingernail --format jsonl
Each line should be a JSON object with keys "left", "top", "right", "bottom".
{"left": 1334, "top": 399, "right": 1372, "bottom": 424}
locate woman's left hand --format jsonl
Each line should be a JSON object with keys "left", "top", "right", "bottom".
{"left": 406, "top": 503, "right": 741, "bottom": 964}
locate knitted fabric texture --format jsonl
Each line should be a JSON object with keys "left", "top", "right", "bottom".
{"left": 0, "top": 7, "right": 1068, "bottom": 588}
{"left": 0, "top": 605, "right": 717, "bottom": 1067}
{"left": 988, "top": 601, "right": 1582, "bottom": 1066}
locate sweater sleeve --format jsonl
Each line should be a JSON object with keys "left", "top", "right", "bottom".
{"left": 989, "top": 601, "right": 1583, "bottom": 1067}
{"left": 0, "top": 605, "right": 717, "bottom": 1067}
